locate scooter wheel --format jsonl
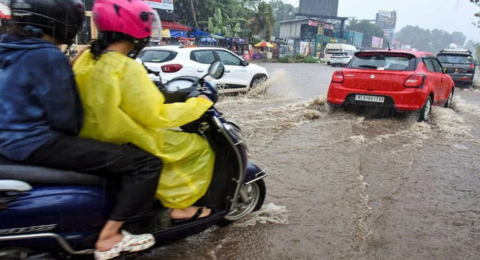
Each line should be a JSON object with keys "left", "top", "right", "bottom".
{"left": 217, "top": 179, "right": 266, "bottom": 227}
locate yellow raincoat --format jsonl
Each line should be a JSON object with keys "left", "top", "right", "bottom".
{"left": 73, "top": 50, "right": 215, "bottom": 209}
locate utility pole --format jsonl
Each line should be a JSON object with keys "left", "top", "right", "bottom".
{"left": 189, "top": 0, "right": 198, "bottom": 28}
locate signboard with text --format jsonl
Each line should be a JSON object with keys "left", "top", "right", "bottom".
{"left": 145, "top": 0, "right": 174, "bottom": 11}
{"left": 376, "top": 10, "right": 397, "bottom": 30}
{"left": 372, "top": 36, "right": 383, "bottom": 48}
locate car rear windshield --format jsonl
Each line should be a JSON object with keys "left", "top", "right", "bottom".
{"left": 332, "top": 52, "right": 348, "bottom": 57}
{"left": 139, "top": 50, "right": 177, "bottom": 63}
{"left": 348, "top": 52, "right": 416, "bottom": 71}
{"left": 437, "top": 54, "right": 472, "bottom": 64}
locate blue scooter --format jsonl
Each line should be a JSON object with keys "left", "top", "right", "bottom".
{"left": 0, "top": 61, "right": 267, "bottom": 259}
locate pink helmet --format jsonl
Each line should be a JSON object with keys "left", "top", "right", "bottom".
{"left": 93, "top": 0, "right": 162, "bottom": 40}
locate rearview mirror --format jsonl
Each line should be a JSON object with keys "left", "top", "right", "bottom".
{"left": 208, "top": 61, "right": 225, "bottom": 79}
{"left": 241, "top": 60, "right": 249, "bottom": 66}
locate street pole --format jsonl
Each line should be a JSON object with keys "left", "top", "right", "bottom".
{"left": 189, "top": 0, "right": 198, "bottom": 28}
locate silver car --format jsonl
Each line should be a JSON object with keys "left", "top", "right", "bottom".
{"left": 330, "top": 52, "right": 353, "bottom": 67}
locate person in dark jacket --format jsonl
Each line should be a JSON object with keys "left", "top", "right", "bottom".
{"left": 0, "top": 0, "right": 161, "bottom": 259}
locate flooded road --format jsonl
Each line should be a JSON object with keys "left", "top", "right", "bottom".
{"left": 137, "top": 64, "right": 480, "bottom": 260}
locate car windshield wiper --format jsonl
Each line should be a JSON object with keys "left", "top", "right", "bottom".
{"left": 358, "top": 65, "right": 378, "bottom": 69}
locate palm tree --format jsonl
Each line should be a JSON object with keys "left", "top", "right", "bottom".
{"left": 201, "top": 8, "right": 246, "bottom": 38}
{"left": 247, "top": 1, "right": 275, "bottom": 41}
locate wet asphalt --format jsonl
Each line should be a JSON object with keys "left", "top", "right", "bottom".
{"left": 134, "top": 63, "right": 480, "bottom": 260}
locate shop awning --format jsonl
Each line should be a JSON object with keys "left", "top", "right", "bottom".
{"left": 190, "top": 28, "right": 209, "bottom": 37}
{"left": 0, "top": 3, "right": 11, "bottom": 20}
{"left": 170, "top": 30, "right": 187, "bottom": 38}
{"left": 162, "top": 21, "right": 192, "bottom": 32}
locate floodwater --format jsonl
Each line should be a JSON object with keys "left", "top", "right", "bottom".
{"left": 135, "top": 64, "right": 480, "bottom": 260}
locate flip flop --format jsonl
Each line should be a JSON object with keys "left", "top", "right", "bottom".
{"left": 171, "top": 207, "right": 211, "bottom": 225}
{"left": 94, "top": 230, "right": 155, "bottom": 260}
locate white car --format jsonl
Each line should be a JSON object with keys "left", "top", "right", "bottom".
{"left": 137, "top": 46, "right": 269, "bottom": 94}
{"left": 329, "top": 52, "right": 353, "bottom": 67}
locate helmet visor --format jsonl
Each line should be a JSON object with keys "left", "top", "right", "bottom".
{"left": 150, "top": 11, "right": 162, "bottom": 43}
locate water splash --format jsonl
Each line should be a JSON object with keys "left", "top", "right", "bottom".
{"left": 231, "top": 203, "right": 289, "bottom": 227}
{"left": 451, "top": 96, "right": 478, "bottom": 114}
{"left": 247, "top": 69, "right": 291, "bottom": 98}
{"left": 432, "top": 107, "right": 472, "bottom": 139}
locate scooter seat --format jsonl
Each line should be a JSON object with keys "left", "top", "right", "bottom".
{"left": 0, "top": 155, "right": 105, "bottom": 186}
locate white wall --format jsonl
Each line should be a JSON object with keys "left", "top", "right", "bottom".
{"left": 279, "top": 20, "right": 306, "bottom": 39}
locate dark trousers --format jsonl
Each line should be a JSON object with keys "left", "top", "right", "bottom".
{"left": 27, "top": 136, "right": 162, "bottom": 221}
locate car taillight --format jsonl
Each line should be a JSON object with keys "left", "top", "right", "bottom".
{"left": 467, "top": 63, "right": 475, "bottom": 73}
{"left": 161, "top": 64, "right": 183, "bottom": 73}
{"left": 332, "top": 70, "right": 344, "bottom": 83}
{"left": 404, "top": 74, "right": 425, "bottom": 88}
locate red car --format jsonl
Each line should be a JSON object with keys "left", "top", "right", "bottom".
{"left": 327, "top": 51, "right": 455, "bottom": 122}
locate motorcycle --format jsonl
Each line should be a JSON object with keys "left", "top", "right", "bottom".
{"left": 0, "top": 61, "right": 268, "bottom": 259}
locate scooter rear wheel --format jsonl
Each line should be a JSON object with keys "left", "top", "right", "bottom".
{"left": 218, "top": 179, "right": 266, "bottom": 226}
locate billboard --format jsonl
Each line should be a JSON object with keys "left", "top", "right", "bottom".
{"left": 299, "top": 0, "right": 339, "bottom": 17}
{"left": 371, "top": 37, "right": 384, "bottom": 48}
{"left": 145, "top": 0, "right": 174, "bottom": 11}
{"left": 376, "top": 10, "right": 397, "bottom": 30}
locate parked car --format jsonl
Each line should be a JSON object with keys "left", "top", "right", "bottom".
{"left": 137, "top": 46, "right": 269, "bottom": 94}
{"left": 330, "top": 52, "right": 353, "bottom": 67}
{"left": 437, "top": 49, "right": 476, "bottom": 87}
{"left": 327, "top": 50, "right": 455, "bottom": 122}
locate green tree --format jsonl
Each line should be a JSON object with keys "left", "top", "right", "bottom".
{"left": 203, "top": 8, "right": 246, "bottom": 38}
{"left": 247, "top": 1, "right": 275, "bottom": 41}
{"left": 269, "top": 0, "right": 298, "bottom": 37}
{"left": 174, "top": 0, "right": 243, "bottom": 29}
{"left": 451, "top": 31, "right": 467, "bottom": 46}
{"left": 395, "top": 26, "right": 432, "bottom": 52}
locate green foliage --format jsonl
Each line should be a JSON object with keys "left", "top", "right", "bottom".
{"left": 269, "top": 0, "right": 298, "bottom": 37}
{"left": 248, "top": 1, "right": 275, "bottom": 41}
{"left": 173, "top": 0, "right": 277, "bottom": 40}
{"left": 203, "top": 8, "right": 246, "bottom": 38}
{"left": 278, "top": 57, "right": 290, "bottom": 63}
{"left": 348, "top": 19, "right": 384, "bottom": 48}
{"left": 294, "top": 55, "right": 318, "bottom": 63}
{"left": 395, "top": 25, "right": 468, "bottom": 53}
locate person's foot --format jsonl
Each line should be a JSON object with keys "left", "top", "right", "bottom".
{"left": 170, "top": 206, "right": 211, "bottom": 220}
{"left": 96, "top": 233, "right": 123, "bottom": 252}
{"left": 94, "top": 231, "right": 155, "bottom": 260}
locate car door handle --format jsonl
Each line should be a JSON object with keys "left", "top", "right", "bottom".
{"left": 225, "top": 70, "right": 231, "bottom": 73}
{"left": 197, "top": 68, "right": 204, "bottom": 72}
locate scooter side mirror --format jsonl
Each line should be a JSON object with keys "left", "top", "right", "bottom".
{"left": 208, "top": 61, "right": 225, "bottom": 79}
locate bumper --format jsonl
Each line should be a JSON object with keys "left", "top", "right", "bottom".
{"left": 448, "top": 73, "right": 474, "bottom": 83}
{"left": 327, "top": 83, "right": 427, "bottom": 112}
{"left": 330, "top": 60, "right": 349, "bottom": 65}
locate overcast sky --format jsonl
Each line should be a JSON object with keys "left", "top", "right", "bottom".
{"left": 284, "top": 0, "right": 480, "bottom": 42}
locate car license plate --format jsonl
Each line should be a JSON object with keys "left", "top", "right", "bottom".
{"left": 355, "top": 95, "right": 385, "bottom": 103}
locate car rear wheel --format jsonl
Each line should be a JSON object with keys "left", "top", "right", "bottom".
{"left": 445, "top": 89, "right": 454, "bottom": 108}
{"left": 417, "top": 96, "right": 432, "bottom": 122}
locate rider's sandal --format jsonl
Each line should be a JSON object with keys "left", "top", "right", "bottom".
{"left": 94, "top": 230, "right": 155, "bottom": 260}
{"left": 171, "top": 207, "right": 211, "bottom": 225}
